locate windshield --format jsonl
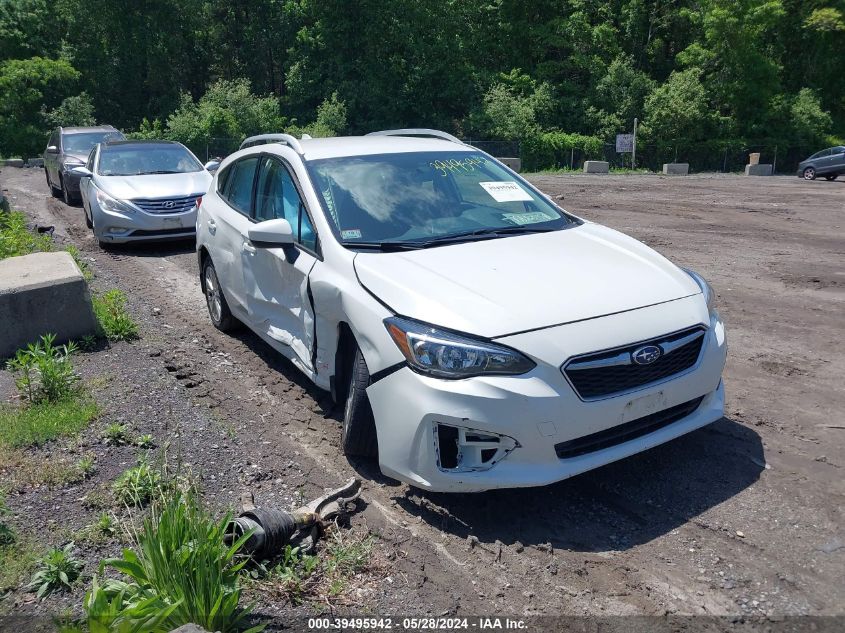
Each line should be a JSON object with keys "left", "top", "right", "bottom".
{"left": 306, "top": 151, "right": 575, "bottom": 247}
{"left": 98, "top": 145, "right": 203, "bottom": 176}
{"left": 63, "top": 131, "right": 123, "bottom": 154}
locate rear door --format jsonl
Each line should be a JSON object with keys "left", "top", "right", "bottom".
{"left": 205, "top": 156, "right": 260, "bottom": 313}
{"left": 243, "top": 154, "right": 319, "bottom": 370}
{"left": 831, "top": 147, "right": 845, "bottom": 172}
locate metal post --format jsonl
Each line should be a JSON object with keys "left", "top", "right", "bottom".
{"left": 632, "top": 118, "right": 638, "bottom": 169}
{"left": 773, "top": 145, "right": 778, "bottom": 174}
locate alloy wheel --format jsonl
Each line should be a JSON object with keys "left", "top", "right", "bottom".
{"left": 803, "top": 167, "right": 816, "bottom": 180}
{"left": 204, "top": 265, "right": 223, "bottom": 324}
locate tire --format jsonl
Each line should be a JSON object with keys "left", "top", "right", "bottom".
{"left": 824, "top": 174, "right": 837, "bottom": 181}
{"left": 341, "top": 346, "right": 378, "bottom": 458}
{"left": 803, "top": 167, "right": 816, "bottom": 180}
{"left": 202, "top": 258, "right": 237, "bottom": 332}
{"left": 84, "top": 203, "right": 93, "bottom": 228}
{"left": 61, "top": 177, "right": 77, "bottom": 205}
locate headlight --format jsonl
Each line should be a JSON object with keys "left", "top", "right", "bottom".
{"left": 683, "top": 268, "right": 717, "bottom": 313}
{"left": 384, "top": 316, "right": 535, "bottom": 379}
{"left": 94, "top": 187, "right": 136, "bottom": 215}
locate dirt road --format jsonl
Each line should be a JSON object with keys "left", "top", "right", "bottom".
{"left": 2, "top": 167, "right": 843, "bottom": 620}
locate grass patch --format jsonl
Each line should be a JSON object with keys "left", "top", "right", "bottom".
{"left": 92, "top": 290, "right": 139, "bottom": 341}
{"left": 112, "top": 460, "right": 167, "bottom": 507}
{"left": 0, "top": 211, "right": 52, "bottom": 260}
{"left": 0, "top": 398, "right": 99, "bottom": 449}
{"left": 100, "top": 422, "right": 130, "bottom": 446}
{"left": 0, "top": 447, "right": 97, "bottom": 491}
{"left": 0, "top": 538, "right": 40, "bottom": 599}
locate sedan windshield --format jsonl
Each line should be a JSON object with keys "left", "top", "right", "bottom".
{"left": 98, "top": 145, "right": 203, "bottom": 176}
{"left": 307, "top": 151, "right": 576, "bottom": 247}
{"left": 63, "top": 131, "right": 123, "bottom": 154}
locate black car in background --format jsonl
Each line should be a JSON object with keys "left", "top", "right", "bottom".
{"left": 797, "top": 146, "right": 845, "bottom": 181}
{"left": 44, "top": 126, "right": 125, "bottom": 204}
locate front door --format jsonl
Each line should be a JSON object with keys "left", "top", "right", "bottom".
{"left": 243, "top": 155, "right": 319, "bottom": 371}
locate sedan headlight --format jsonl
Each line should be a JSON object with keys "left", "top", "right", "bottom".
{"left": 94, "top": 186, "right": 136, "bottom": 215}
{"left": 683, "top": 268, "right": 717, "bottom": 313}
{"left": 385, "top": 316, "right": 535, "bottom": 379}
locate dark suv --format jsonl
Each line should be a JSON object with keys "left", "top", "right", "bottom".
{"left": 796, "top": 146, "right": 845, "bottom": 181}
{"left": 44, "top": 126, "right": 125, "bottom": 204}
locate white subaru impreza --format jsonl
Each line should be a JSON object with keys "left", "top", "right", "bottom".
{"left": 196, "top": 129, "right": 727, "bottom": 493}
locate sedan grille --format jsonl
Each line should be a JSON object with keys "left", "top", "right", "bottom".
{"left": 131, "top": 195, "right": 199, "bottom": 214}
{"left": 554, "top": 396, "right": 705, "bottom": 459}
{"left": 563, "top": 326, "right": 706, "bottom": 400}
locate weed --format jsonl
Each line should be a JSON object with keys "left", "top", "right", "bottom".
{"left": 25, "top": 543, "right": 83, "bottom": 599}
{"left": 112, "top": 461, "right": 162, "bottom": 507}
{"left": 77, "top": 512, "right": 117, "bottom": 546}
{"left": 86, "top": 488, "right": 256, "bottom": 632}
{"left": 77, "top": 335, "right": 99, "bottom": 352}
{"left": 101, "top": 422, "right": 130, "bottom": 446}
{"left": 81, "top": 486, "right": 113, "bottom": 511}
{"left": 0, "top": 538, "right": 39, "bottom": 596}
{"left": 65, "top": 244, "right": 93, "bottom": 281}
{"left": 92, "top": 290, "right": 139, "bottom": 341}
{"left": 0, "top": 448, "right": 97, "bottom": 491}
{"left": 134, "top": 434, "right": 155, "bottom": 449}
{"left": 76, "top": 455, "right": 96, "bottom": 479}
{"left": 0, "top": 398, "right": 99, "bottom": 448}
{"left": 6, "top": 334, "right": 79, "bottom": 404}
{"left": 0, "top": 491, "right": 13, "bottom": 546}
{"left": 0, "top": 211, "right": 53, "bottom": 260}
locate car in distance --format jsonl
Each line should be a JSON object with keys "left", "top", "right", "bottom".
{"left": 73, "top": 140, "right": 212, "bottom": 246}
{"left": 44, "top": 126, "right": 125, "bottom": 204}
{"left": 196, "top": 129, "right": 727, "bottom": 493}
{"left": 797, "top": 146, "right": 845, "bottom": 180}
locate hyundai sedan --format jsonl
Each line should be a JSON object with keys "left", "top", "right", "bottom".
{"left": 195, "top": 129, "right": 727, "bottom": 492}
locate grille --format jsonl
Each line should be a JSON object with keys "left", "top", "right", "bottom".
{"left": 131, "top": 195, "right": 198, "bottom": 214}
{"left": 129, "top": 227, "right": 195, "bottom": 237}
{"left": 563, "top": 327, "right": 705, "bottom": 400}
{"left": 554, "top": 396, "right": 705, "bottom": 459}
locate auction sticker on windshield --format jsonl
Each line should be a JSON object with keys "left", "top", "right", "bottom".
{"left": 479, "top": 181, "right": 533, "bottom": 202}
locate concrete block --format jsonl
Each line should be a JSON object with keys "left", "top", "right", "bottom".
{"left": 26, "top": 158, "right": 44, "bottom": 168}
{"left": 584, "top": 161, "right": 609, "bottom": 174}
{"left": 748, "top": 153, "right": 760, "bottom": 166}
{"left": 662, "top": 163, "right": 690, "bottom": 175}
{"left": 0, "top": 251, "right": 98, "bottom": 358}
{"left": 497, "top": 157, "right": 522, "bottom": 172}
{"left": 745, "top": 164, "right": 773, "bottom": 176}
{"left": 2, "top": 159, "right": 24, "bottom": 168}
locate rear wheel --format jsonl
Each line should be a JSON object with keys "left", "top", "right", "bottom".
{"left": 46, "top": 170, "right": 61, "bottom": 197}
{"left": 341, "top": 346, "right": 378, "bottom": 458}
{"left": 803, "top": 167, "right": 816, "bottom": 180}
{"left": 824, "top": 174, "right": 837, "bottom": 181}
{"left": 61, "top": 177, "right": 77, "bottom": 205}
{"left": 202, "top": 258, "right": 236, "bottom": 332}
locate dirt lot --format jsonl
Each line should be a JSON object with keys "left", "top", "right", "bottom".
{"left": 1, "top": 168, "right": 843, "bottom": 624}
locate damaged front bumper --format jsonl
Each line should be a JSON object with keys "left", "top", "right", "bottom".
{"left": 366, "top": 298, "right": 727, "bottom": 493}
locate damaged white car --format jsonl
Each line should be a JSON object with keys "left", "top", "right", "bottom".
{"left": 196, "top": 129, "right": 727, "bottom": 493}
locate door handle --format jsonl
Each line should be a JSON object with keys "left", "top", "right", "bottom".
{"left": 243, "top": 242, "right": 256, "bottom": 254}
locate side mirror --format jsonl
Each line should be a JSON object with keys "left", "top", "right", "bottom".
{"left": 71, "top": 166, "right": 92, "bottom": 178}
{"left": 204, "top": 160, "right": 220, "bottom": 173}
{"left": 45, "top": 145, "right": 59, "bottom": 153}
{"left": 248, "top": 218, "right": 294, "bottom": 248}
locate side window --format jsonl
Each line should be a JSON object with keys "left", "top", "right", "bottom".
{"left": 48, "top": 130, "right": 58, "bottom": 148}
{"left": 255, "top": 157, "right": 317, "bottom": 251}
{"left": 222, "top": 157, "right": 259, "bottom": 215}
{"left": 86, "top": 148, "right": 96, "bottom": 171}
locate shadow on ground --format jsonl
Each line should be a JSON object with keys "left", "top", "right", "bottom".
{"left": 388, "top": 417, "right": 763, "bottom": 553}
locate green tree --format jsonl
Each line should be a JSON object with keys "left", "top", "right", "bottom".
{"left": 0, "top": 57, "right": 79, "bottom": 157}
{"left": 586, "top": 55, "right": 657, "bottom": 138}
{"left": 790, "top": 88, "right": 833, "bottom": 146}
{"left": 641, "top": 68, "right": 713, "bottom": 144}
{"left": 0, "top": 0, "right": 62, "bottom": 60}
{"left": 42, "top": 92, "right": 96, "bottom": 128}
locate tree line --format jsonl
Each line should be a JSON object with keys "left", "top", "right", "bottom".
{"left": 0, "top": 0, "right": 842, "bottom": 164}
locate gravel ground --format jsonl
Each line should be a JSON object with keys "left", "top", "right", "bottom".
{"left": 0, "top": 167, "right": 843, "bottom": 626}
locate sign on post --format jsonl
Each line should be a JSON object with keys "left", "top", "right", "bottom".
{"left": 616, "top": 134, "right": 634, "bottom": 153}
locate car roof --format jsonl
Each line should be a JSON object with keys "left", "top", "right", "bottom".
{"left": 61, "top": 126, "right": 119, "bottom": 134}
{"left": 291, "top": 135, "right": 469, "bottom": 161}
{"left": 101, "top": 140, "right": 181, "bottom": 149}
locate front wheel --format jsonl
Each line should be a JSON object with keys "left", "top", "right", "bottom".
{"left": 202, "top": 258, "right": 237, "bottom": 332}
{"left": 61, "top": 177, "right": 77, "bottom": 205}
{"left": 803, "top": 167, "right": 816, "bottom": 180}
{"left": 341, "top": 346, "right": 378, "bottom": 458}
{"left": 46, "top": 170, "right": 61, "bottom": 197}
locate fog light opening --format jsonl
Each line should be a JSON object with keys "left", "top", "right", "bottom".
{"left": 434, "top": 422, "right": 518, "bottom": 473}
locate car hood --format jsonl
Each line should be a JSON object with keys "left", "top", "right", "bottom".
{"left": 353, "top": 223, "right": 702, "bottom": 338}
{"left": 96, "top": 172, "right": 212, "bottom": 200}
{"left": 63, "top": 152, "right": 89, "bottom": 164}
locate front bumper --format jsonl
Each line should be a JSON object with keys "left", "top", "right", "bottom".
{"left": 366, "top": 297, "right": 727, "bottom": 492}
{"left": 62, "top": 166, "right": 85, "bottom": 192}
{"left": 92, "top": 202, "right": 197, "bottom": 244}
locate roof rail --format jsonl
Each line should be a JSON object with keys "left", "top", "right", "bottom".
{"left": 366, "top": 128, "right": 464, "bottom": 145}
{"left": 240, "top": 133, "right": 305, "bottom": 154}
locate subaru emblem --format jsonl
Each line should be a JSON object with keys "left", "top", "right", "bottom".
{"left": 632, "top": 345, "right": 662, "bottom": 365}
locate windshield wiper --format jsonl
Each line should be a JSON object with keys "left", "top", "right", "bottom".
{"left": 144, "top": 170, "right": 182, "bottom": 175}
{"left": 344, "top": 241, "right": 427, "bottom": 251}
{"left": 416, "top": 225, "right": 557, "bottom": 246}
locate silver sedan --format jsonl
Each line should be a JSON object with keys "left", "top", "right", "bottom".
{"left": 75, "top": 140, "right": 212, "bottom": 246}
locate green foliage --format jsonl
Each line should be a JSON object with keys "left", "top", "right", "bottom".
{"left": 134, "top": 434, "right": 155, "bottom": 449}
{"left": 0, "top": 490, "right": 14, "bottom": 546}
{"left": 77, "top": 455, "right": 96, "bottom": 479}
{"left": 25, "top": 542, "right": 84, "bottom": 599}
{"left": 642, "top": 69, "right": 713, "bottom": 144}
{"left": 7, "top": 334, "right": 80, "bottom": 404}
{"left": 290, "top": 92, "right": 348, "bottom": 138}
{"left": 93, "top": 290, "right": 139, "bottom": 342}
{"left": 0, "top": 398, "right": 98, "bottom": 448}
{"left": 587, "top": 56, "right": 657, "bottom": 138}
{"left": 101, "top": 423, "right": 130, "bottom": 446}
{"left": 790, "top": 88, "right": 833, "bottom": 146}
{"left": 522, "top": 132, "right": 605, "bottom": 172}
{"left": 85, "top": 489, "right": 256, "bottom": 633}
{"left": 42, "top": 91, "right": 96, "bottom": 128}
{"left": 112, "top": 461, "right": 163, "bottom": 507}
{"left": 0, "top": 57, "right": 80, "bottom": 157}
{"left": 0, "top": 210, "right": 53, "bottom": 260}
{"left": 466, "top": 70, "right": 554, "bottom": 141}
